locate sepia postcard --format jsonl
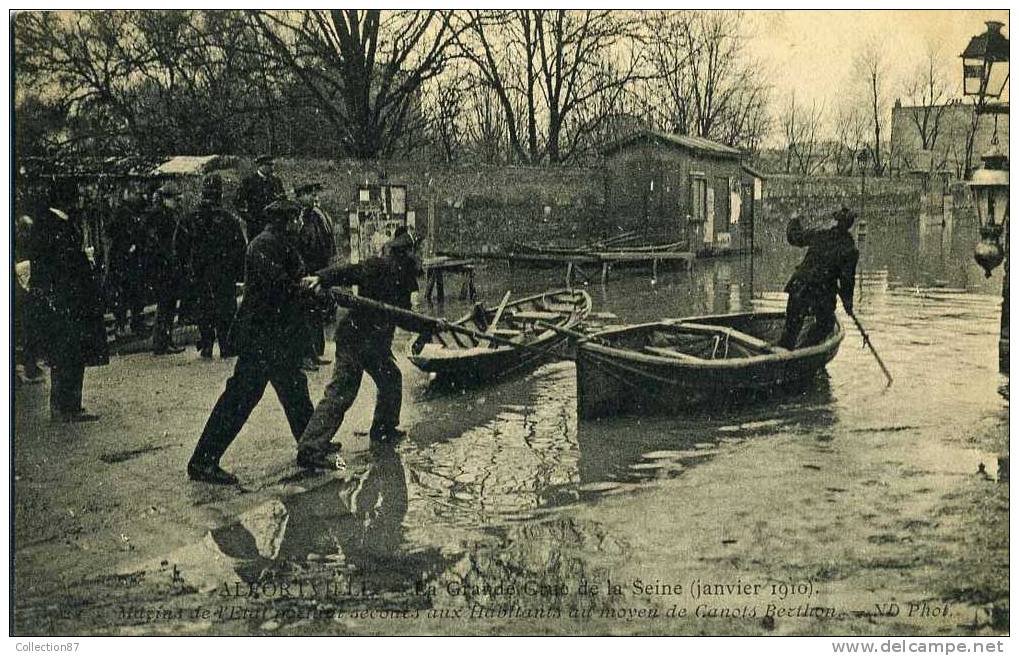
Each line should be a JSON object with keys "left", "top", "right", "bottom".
{"left": 7, "top": 6, "right": 1011, "bottom": 648}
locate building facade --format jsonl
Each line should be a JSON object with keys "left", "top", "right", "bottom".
{"left": 890, "top": 100, "right": 1009, "bottom": 178}
{"left": 600, "top": 130, "right": 763, "bottom": 253}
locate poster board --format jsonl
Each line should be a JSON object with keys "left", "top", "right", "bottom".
{"left": 349, "top": 184, "right": 414, "bottom": 264}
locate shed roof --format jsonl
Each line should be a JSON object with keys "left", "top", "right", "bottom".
{"left": 741, "top": 163, "right": 767, "bottom": 179}
{"left": 600, "top": 130, "right": 742, "bottom": 159}
{"left": 151, "top": 155, "right": 223, "bottom": 176}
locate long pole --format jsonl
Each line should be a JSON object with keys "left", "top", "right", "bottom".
{"left": 842, "top": 300, "right": 893, "bottom": 387}
{"left": 327, "top": 287, "right": 535, "bottom": 351}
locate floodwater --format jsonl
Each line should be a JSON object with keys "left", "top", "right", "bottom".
{"left": 19, "top": 203, "right": 1009, "bottom": 636}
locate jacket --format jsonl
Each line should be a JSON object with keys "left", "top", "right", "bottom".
{"left": 785, "top": 217, "right": 859, "bottom": 311}
{"left": 228, "top": 225, "right": 309, "bottom": 364}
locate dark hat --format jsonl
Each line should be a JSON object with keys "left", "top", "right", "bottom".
{"left": 834, "top": 205, "right": 856, "bottom": 228}
{"left": 157, "top": 182, "right": 181, "bottom": 197}
{"left": 385, "top": 228, "right": 416, "bottom": 253}
{"left": 255, "top": 155, "right": 274, "bottom": 166}
{"left": 201, "top": 173, "right": 223, "bottom": 199}
{"left": 295, "top": 182, "right": 323, "bottom": 196}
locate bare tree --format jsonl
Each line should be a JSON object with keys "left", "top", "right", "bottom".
{"left": 830, "top": 104, "right": 868, "bottom": 175}
{"left": 249, "top": 10, "right": 466, "bottom": 159}
{"left": 901, "top": 44, "right": 951, "bottom": 155}
{"left": 638, "top": 10, "right": 771, "bottom": 152}
{"left": 457, "top": 9, "right": 645, "bottom": 164}
{"left": 853, "top": 39, "right": 888, "bottom": 175}
{"left": 780, "top": 94, "right": 827, "bottom": 175}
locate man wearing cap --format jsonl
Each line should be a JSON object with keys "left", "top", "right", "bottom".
{"left": 296, "top": 182, "right": 337, "bottom": 368}
{"left": 176, "top": 173, "right": 247, "bottom": 359}
{"left": 144, "top": 182, "right": 187, "bottom": 355}
{"left": 295, "top": 226, "right": 422, "bottom": 471}
{"left": 778, "top": 206, "right": 860, "bottom": 350}
{"left": 237, "top": 156, "right": 285, "bottom": 238}
{"left": 188, "top": 198, "right": 316, "bottom": 485}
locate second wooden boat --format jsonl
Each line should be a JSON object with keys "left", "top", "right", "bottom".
{"left": 408, "top": 288, "right": 592, "bottom": 383}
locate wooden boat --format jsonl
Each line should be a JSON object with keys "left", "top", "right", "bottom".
{"left": 407, "top": 288, "right": 592, "bottom": 383}
{"left": 576, "top": 311, "right": 843, "bottom": 419}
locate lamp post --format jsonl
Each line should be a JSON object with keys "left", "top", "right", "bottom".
{"left": 961, "top": 20, "right": 1009, "bottom": 374}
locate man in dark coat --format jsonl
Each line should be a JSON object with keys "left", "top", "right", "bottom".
{"left": 144, "top": 183, "right": 186, "bottom": 355}
{"left": 296, "top": 182, "right": 337, "bottom": 368}
{"left": 236, "top": 155, "right": 285, "bottom": 238}
{"left": 176, "top": 174, "right": 247, "bottom": 359}
{"left": 296, "top": 227, "right": 422, "bottom": 471}
{"left": 187, "top": 198, "right": 316, "bottom": 485}
{"left": 31, "top": 182, "right": 110, "bottom": 422}
{"left": 778, "top": 206, "right": 860, "bottom": 350}
{"left": 107, "top": 184, "right": 149, "bottom": 336}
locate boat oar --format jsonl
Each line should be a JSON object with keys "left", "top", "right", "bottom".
{"left": 486, "top": 290, "right": 512, "bottom": 334}
{"left": 326, "top": 287, "right": 539, "bottom": 352}
{"left": 844, "top": 306, "right": 893, "bottom": 388}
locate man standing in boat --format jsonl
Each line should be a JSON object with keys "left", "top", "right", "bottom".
{"left": 778, "top": 206, "right": 859, "bottom": 350}
{"left": 295, "top": 227, "right": 422, "bottom": 471}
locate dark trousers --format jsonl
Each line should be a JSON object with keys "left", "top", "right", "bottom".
{"left": 190, "top": 353, "right": 315, "bottom": 467}
{"left": 152, "top": 278, "right": 181, "bottom": 351}
{"left": 50, "top": 362, "right": 85, "bottom": 415}
{"left": 780, "top": 284, "right": 836, "bottom": 349}
{"left": 297, "top": 341, "right": 402, "bottom": 457}
{"left": 15, "top": 284, "right": 42, "bottom": 372}
{"left": 113, "top": 265, "right": 147, "bottom": 331}
{"left": 196, "top": 277, "right": 238, "bottom": 354}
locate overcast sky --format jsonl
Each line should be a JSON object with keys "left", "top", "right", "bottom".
{"left": 746, "top": 9, "right": 1009, "bottom": 114}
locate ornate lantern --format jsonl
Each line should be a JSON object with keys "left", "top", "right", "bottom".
{"left": 969, "top": 146, "right": 1009, "bottom": 277}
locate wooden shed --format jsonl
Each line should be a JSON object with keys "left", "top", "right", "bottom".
{"left": 601, "top": 130, "right": 764, "bottom": 254}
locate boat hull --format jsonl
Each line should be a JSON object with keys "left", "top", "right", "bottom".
{"left": 408, "top": 289, "right": 591, "bottom": 385}
{"left": 576, "top": 312, "right": 843, "bottom": 419}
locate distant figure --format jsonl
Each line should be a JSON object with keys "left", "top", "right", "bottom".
{"left": 236, "top": 155, "right": 285, "bottom": 238}
{"left": 187, "top": 199, "right": 316, "bottom": 485}
{"left": 779, "top": 207, "right": 859, "bottom": 350}
{"left": 107, "top": 184, "right": 149, "bottom": 336}
{"left": 31, "top": 182, "right": 110, "bottom": 422}
{"left": 176, "top": 173, "right": 247, "bottom": 359}
{"left": 14, "top": 213, "right": 45, "bottom": 384}
{"left": 144, "top": 183, "right": 186, "bottom": 355}
{"left": 295, "top": 227, "right": 423, "bottom": 471}
{"left": 296, "top": 182, "right": 337, "bottom": 368}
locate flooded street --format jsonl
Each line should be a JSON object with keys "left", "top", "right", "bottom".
{"left": 13, "top": 207, "right": 1008, "bottom": 636}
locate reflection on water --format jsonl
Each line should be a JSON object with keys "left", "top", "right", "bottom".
{"left": 148, "top": 201, "right": 1006, "bottom": 632}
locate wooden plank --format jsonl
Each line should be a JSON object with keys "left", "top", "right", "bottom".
{"left": 487, "top": 291, "right": 512, "bottom": 334}
{"left": 643, "top": 346, "right": 705, "bottom": 362}
{"left": 679, "top": 322, "right": 785, "bottom": 353}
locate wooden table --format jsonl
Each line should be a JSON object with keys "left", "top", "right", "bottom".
{"left": 423, "top": 257, "right": 480, "bottom": 303}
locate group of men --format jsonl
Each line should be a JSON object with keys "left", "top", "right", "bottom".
{"left": 17, "top": 152, "right": 858, "bottom": 486}
{"left": 105, "top": 156, "right": 337, "bottom": 369}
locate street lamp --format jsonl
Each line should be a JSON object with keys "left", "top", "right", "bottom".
{"left": 970, "top": 146, "right": 1009, "bottom": 277}
{"left": 961, "top": 19, "right": 1009, "bottom": 375}
{"left": 961, "top": 21, "right": 1010, "bottom": 109}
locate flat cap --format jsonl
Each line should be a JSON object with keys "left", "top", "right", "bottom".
{"left": 295, "top": 182, "right": 324, "bottom": 196}
{"left": 255, "top": 155, "right": 275, "bottom": 166}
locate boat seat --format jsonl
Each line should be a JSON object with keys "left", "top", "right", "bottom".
{"left": 678, "top": 323, "right": 785, "bottom": 353}
{"left": 510, "top": 311, "right": 561, "bottom": 321}
{"left": 643, "top": 346, "right": 705, "bottom": 362}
